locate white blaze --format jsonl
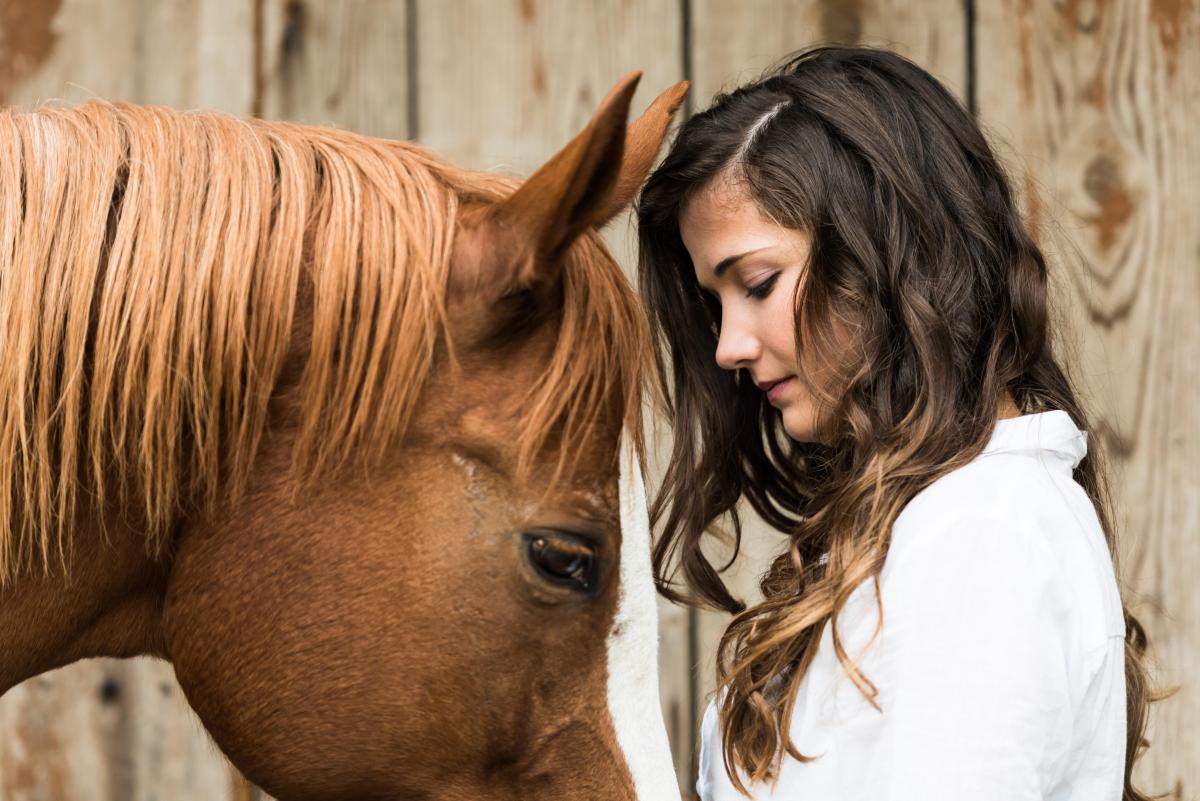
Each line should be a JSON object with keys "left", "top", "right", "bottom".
{"left": 609, "top": 426, "right": 683, "bottom": 800}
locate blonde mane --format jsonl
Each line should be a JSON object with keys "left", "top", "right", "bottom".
{"left": 0, "top": 100, "right": 652, "bottom": 584}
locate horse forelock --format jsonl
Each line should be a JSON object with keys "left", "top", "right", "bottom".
{"left": 0, "top": 99, "right": 654, "bottom": 585}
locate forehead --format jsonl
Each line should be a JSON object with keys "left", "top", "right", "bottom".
{"left": 681, "top": 175, "right": 758, "bottom": 227}
{"left": 679, "top": 179, "right": 804, "bottom": 275}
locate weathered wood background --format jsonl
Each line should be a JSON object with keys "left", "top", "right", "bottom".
{"left": 0, "top": 1, "right": 1195, "bottom": 799}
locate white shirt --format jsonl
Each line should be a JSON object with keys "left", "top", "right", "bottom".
{"left": 697, "top": 410, "right": 1127, "bottom": 801}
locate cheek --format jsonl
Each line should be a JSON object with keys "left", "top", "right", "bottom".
{"left": 764, "top": 288, "right": 800, "bottom": 361}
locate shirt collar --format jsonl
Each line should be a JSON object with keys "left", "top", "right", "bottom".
{"left": 980, "top": 409, "right": 1088, "bottom": 469}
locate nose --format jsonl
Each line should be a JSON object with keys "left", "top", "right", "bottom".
{"left": 714, "top": 311, "right": 761, "bottom": 371}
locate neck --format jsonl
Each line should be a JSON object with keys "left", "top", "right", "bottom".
{"left": 996, "top": 392, "right": 1021, "bottom": 421}
{"left": 0, "top": 507, "right": 170, "bottom": 694}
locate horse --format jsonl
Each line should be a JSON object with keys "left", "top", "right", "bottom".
{"left": 0, "top": 71, "right": 689, "bottom": 801}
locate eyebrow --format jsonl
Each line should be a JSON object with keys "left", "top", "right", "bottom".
{"left": 696, "top": 247, "right": 770, "bottom": 297}
{"left": 712, "top": 247, "right": 769, "bottom": 278}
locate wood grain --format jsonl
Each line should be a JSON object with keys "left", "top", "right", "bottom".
{"left": 977, "top": 1, "right": 1200, "bottom": 796}
{"left": 258, "top": 0, "right": 409, "bottom": 138}
{"left": 0, "top": 0, "right": 137, "bottom": 108}
{"left": 0, "top": 658, "right": 236, "bottom": 801}
{"left": 135, "top": 0, "right": 256, "bottom": 111}
{"left": 690, "top": 0, "right": 966, "bottom": 105}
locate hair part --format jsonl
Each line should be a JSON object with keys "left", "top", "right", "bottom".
{"left": 636, "top": 44, "right": 1172, "bottom": 800}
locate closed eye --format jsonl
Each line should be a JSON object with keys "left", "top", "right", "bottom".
{"left": 746, "top": 273, "right": 779, "bottom": 299}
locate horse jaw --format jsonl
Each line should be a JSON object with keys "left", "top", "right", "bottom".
{"left": 609, "top": 426, "right": 683, "bottom": 801}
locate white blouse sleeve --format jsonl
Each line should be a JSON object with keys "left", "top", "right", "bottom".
{"left": 696, "top": 697, "right": 718, "bottom": 801}
{"left": 863, "top": 514, "right": 1078, "bottom": 801}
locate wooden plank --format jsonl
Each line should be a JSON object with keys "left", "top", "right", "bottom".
{"left": 0, "top": 661, "right": 117, "bottom": 800}
{"left": 691, "top": 0, "right": 967, "bottom": 107}
{"left": 258, "top": 0, "right": 409, "bottom": 138}
{"left": 977, "top": 1, "right": 1200, "bottom": 795}
{"left": 413, "top": 0, "right": 690, "bottom": 787}
{"left": 0, "top": 0, "right": 255, "bottom": 113}
{"left": 415, "top": 0, "right": 682, "bottom": 176}
{"left": 134, "top": 0, "right": 256, "bottom": 112}
{"left": 687, "top": 0, "right": 967, "bottom": 792}
{"left": 0, "top": 0, "right": 257, "bottom": 798}
{"left": 0, "top": 0, "right": 138, "bottom": 107}
{"left": 118, "top": 658, "right": 240, "bottom": 801}
{"left": 0, "top": 658, "right": 240, "bottom": 801}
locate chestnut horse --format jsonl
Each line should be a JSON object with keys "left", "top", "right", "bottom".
{"left": 0, "top": 72, "right": 687, "bottom": 800}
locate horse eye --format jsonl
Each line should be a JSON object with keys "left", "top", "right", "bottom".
{"left": 525, "top": 532, "right": 598, "bottom": 593}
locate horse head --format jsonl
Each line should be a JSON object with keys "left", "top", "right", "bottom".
{"left": 153, "top": 74, "right": 689, "bottom": 800}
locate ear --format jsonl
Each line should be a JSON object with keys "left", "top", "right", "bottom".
{"left": 590, "top": 77, "right": 690, "bottom": 228}
{"left": 449, "top": 73, "right": 689, "bottom": 302}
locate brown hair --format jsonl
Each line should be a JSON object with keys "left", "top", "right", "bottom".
{"left": 0, "top": 99, "right": 651, "bottom": 584}
{"left": 636, "top": 45, "right": 1172, "bottom": 799}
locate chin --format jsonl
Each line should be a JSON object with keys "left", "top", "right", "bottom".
{"left": 779, "top": 405, "right": 813, "bottom": 443}
{"left": 780, "top": 400, "right": 829, "bottom": 444}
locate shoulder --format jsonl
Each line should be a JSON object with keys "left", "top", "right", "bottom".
{"left": 882, "top": 452, "right": 1125, "bottom": 646}
{"left": 890, "top": 450, "right": 1101, "bottom": 566}
{"left": 899, "top": 450, "right": 1077, "bottom": 525}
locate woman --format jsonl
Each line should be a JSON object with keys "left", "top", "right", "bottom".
{"left": 635, "top": 45, "right": 1167, "bottom": 800}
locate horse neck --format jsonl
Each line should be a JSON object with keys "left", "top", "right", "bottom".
{"left": 0, "top": 499, "right": 172, "bottom": 695}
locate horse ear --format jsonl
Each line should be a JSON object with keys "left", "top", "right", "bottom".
{"left": 449, "top": 73, "right": 689, "bottom": 301}
{"left": 590, "top": 78, "right": 689, "bottom": 229}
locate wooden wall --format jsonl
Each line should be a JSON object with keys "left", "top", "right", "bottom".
{"left": 975, "top": 2, "right": 1200, "bottom": 793}
{"left": 0, "top": 1, "right": 1195, "bottom": 799}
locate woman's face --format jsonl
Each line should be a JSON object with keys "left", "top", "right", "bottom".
{"left": 679, "top": 177, "right": 831, "bottom": 443}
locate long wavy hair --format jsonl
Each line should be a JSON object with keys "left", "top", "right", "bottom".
{"left": 636, "top": 45, "right": 1171, "bottom": 799}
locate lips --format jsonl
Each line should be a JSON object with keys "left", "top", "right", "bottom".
{"left": 755, "top": 377, "right": 791, "bottom": 392}
{"left": 766, "top": 378, "right": 794, "bottom": 402}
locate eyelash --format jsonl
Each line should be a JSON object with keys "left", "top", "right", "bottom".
{"left": 746, "top": 273, "right": 779, "bottom": 299}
